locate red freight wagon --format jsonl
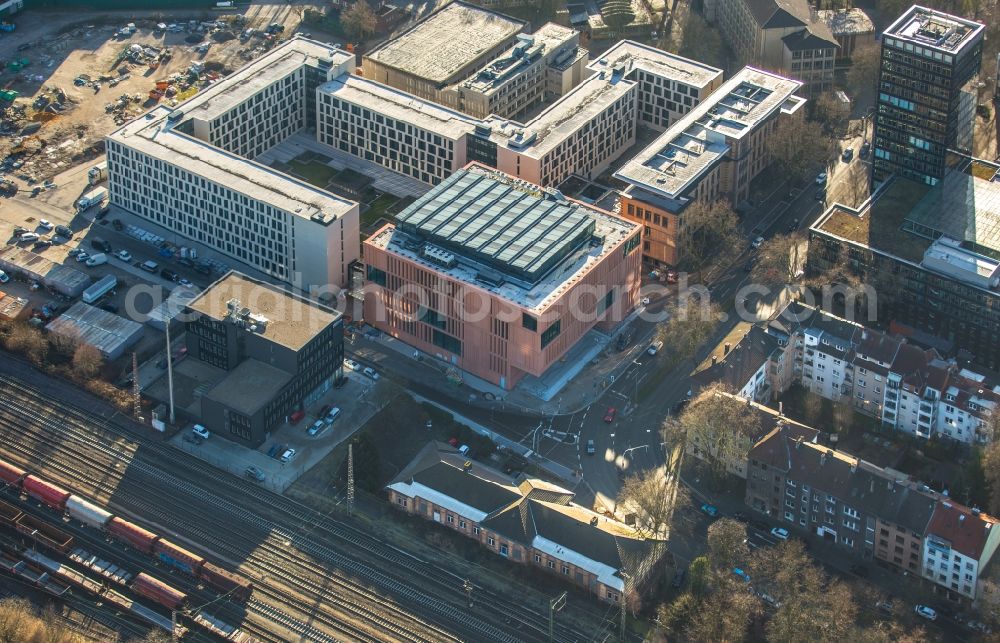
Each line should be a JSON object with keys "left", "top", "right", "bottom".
{"left": 107, "top": 517, "right": 160, "bottom": 554}
{"left": 15, "top": 513, "right": 73, "bottom": 552}
{"left": 199, "top": 562, "right": 253, "bottom": 603}
{"left": 22, "top": 476, "right": 71, "bottom": 511}
{"left": 0, "top": 458, "right": 26, "bottom": 486}
{"left": 131, "top": 572, "right": 187, "bottom": 610}
{"left": 153, "top": 538, "right": 204, "bottom": 575}
{"left": 0, "top": 497, "right": 23, "bottom": 526}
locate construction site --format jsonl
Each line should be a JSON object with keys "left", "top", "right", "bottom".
{"left": 0, "top": 4, "right": 321, "bottom": 194}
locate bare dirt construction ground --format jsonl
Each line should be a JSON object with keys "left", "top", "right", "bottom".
{"left": 0, "top": 3, "right": 323, "bottom": 186}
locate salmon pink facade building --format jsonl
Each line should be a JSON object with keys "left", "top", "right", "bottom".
{"left": 363, "top": 164, "right": 642, "bottom": 390}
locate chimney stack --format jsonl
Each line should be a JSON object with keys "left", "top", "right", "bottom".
{"left": 712, "top": 355, "right": 718, "bottom": 366}
{"left": 820, "top": 452, "right": 828, "bottom": 465}
{"left": 724, "top": 342, "right": 731, "bottom": 355}
{"left": 850, "top": 460, "right": 857, "bottom": 473}
{"left": 870, "top": 479, "right": 875, "bottom": 493}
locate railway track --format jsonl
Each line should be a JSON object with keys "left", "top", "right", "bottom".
{"left": 0, "top": 374, "right": 611, "bottom": 642}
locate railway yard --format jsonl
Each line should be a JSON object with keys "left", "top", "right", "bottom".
{"left": 0, "top": 363, "right": 618, "bottom": 642}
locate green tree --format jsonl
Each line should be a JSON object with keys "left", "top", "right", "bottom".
{"left": 676, "top": 199, "right": 742, "bottom": 275}
{"left": 341, "top": 0, "right": 378, "bottom": 41}
{"left": 766, "top": 116, "right": 837, "bottom": 186}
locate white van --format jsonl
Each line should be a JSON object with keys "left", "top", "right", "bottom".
{"left": 85, "top": 253, "right": 108, "bottom": 267}
{"left": 648, "top": 340, "right": 664, "bottom": 356}
{"left": 191, "top": 424, "right": 210, "bottom": 440}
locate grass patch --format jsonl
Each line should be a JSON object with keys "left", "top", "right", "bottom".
{"left": 387, "top": 195, "right": 417, "bottom": 216}
{"left": 361, "top": 193, "right": 399, "bottom": 229}
{"left": 270, "top": 160, "right": 291, "bottom": 174}
{"left": 288, "top": 160, "right": 339, "bottom": 187}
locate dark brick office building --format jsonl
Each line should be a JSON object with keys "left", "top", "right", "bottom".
{"left": 184, "top": 271, "right": 344, "bottom": 446}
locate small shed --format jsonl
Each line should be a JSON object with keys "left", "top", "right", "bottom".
{"left": 46, "top": 301, "right": 144, "bottom": 361}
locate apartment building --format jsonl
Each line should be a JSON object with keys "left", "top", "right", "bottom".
{"left": 362, "top": 164, "right": 641, "bottom": 390}
{"left": 387, "top": 442, "right": 667, "bottom": 603}
{"left": 442, "top": 24, "right": 587, "bottom": 119}
{"left": 711, "top": 0, "right": 838, "bottom": 94}
{"left": 691, "top": 325, "right": 784, "bottom": 404}
{"left": 923, "top": 502, "right": 1000, "bottom": 600}
{"left": 107, "top": 38, "right": 361, "bottom": 293}
{"left": 361, "top": 1, "right": 526, "bottom": 103}
{"left": 591, "top": 40, "right": 724, "bottom": 131}
{"left": 872, "top": 6, "right": 984, "bottom": 186}
{"left": 746, "top": 423, "right": 1000, "bottom": 598}
{"left": 809, "top": 161, "right": 1000, "bottom": 373}
{"left": 615, "top": 68, "right": 805, "bottom": 266}
{"left": 183, "top": 272, "right": 345, "bottom": 447}
{"left": 317, "top": 75, "right": 479, "bottom": 186}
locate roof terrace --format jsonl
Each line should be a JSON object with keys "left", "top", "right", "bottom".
{"left": 884, "top": 5, "right": 984, "bottom": 54}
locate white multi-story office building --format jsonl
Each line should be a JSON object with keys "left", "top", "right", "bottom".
{"left": 107, "top": 38, "right": 361, "bottom": 294}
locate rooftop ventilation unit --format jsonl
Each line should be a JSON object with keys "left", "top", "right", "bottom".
{"left": 422, "top": 243, "right": 457, "bottom": 269}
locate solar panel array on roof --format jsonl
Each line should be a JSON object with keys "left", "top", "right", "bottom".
{"left": 395, "top": 168, "right": 595, "bottom": 285}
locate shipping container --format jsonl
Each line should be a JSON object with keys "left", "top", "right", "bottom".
{"left": 107, "top": 517, "right": 160, "bottom": 554}
{"left": 132, "top": 572, "right": 187, "bottom": 610}
{"left": 15, "top": 513, "right": 73, "bottom": 552}
{"left": 66, "top": 495, "right": 113, "bottom": 529}
{"left": 153, "top": 538, "right": 204, "bottom": 575}
{"left": 0, "top": 497, "right": 23, "bottom": 526}
{"left": 0, "top": 458, "right": 26, "bottom": 485}
{"left": 199, "top": 562, "right": 253, "bottom": 603}
{"left": 22, "top": 475, "right": 70, "bottom": 511}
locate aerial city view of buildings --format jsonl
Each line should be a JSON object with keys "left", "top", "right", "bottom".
{"left": 4, "top": 0, "right": 1000, "bottom": 639}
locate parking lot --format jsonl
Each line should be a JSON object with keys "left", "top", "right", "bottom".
{"left": 167, "top": 369, "right": 385, "bottom": 492}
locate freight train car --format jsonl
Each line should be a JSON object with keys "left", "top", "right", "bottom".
{"left": 0, "top": 458, "right": 26, "bottom": 486}
{"left": 199, "top": 561, "right": 253, "bottom": 603}
{"left": 131, "top": 572, "right": 187, "bottom": 610}
{"left": 107, "top": 517, "right": 160, "bottom": 554}
{"left": 14, "top": 513, "right": 73, "bottom": 552}
{"left": 0, "top": 497, "right": 23, "bottom": 526}
{"left": 66, "top": 495, "right": 113, "bottom": 529}
{"left": 22, "top": 476, "right": 70, "bottom": 511}
{"left": 153, "top": 538, "right": 204, "bottom": 575}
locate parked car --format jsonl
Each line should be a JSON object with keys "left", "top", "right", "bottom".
{"left": 586, "top": 439, "right": 595, "bottom": 455}
{"left": 19, "top": 232, "right": 39, "bottom": 243}
{"left": 841, "top": 148, "right": 854, "bottom": 162}
{"left": 32, "top": 239, "right": 51, "bottom": 251}
{"left": 914, "top": 605, "right": 938, "bottom": 621}
{"left": 177, "top": 278, "right": 193, "bottom": 288}
{"left": 815, "top": 172, "right": 828, "bottom": 186}
{"left": 770, "top": 527, "right": 789, "bottom": 540}
{"left": 140, "top": 260, "right": 159, "bottom": 273}
{"left": 344, "top": 359, "right": 361, "bottom": 372}
{"left": 700, "top": 503, "right": 718, "bottom": 517}
{"left": 968, "top": 620, "right": 992, "bottom": 634}
{"left": 75, "top": 251, "right": 90, "bottom": 263}
{"left": 751, "top": 236, "right": 764, "bottom": 250}
{"left": 0, "top": 270, "right": 8, "bottom": 284}
{"left": 191, "top": 424, "right": 210, "bottom": 440}
{"left": 160, "top": 268, "right": 179, "bottom": 282}
{"left": 116, "top": 249, "right": 132, "bottom": 262}
{"left": 37, "top": 219, "right": 53, "bottom": 231}
{"left": 308, "top": 419, "right": 325, "bottom": 436}
{"left": 54, "top": 225, "right": 73, "bottom": 239}
{"left": 647, "top": 340, "right": 663, "bottom": 356}
{"left": 244, "top": 466, "right": 265, "bottom": 482}
{"left": 280, "top": 448, "right": 297, "bottom": 463}
{"left": 324, "top": 407, "right": 341, "bottom": 424}
{"left": 603, "top": 407, "right": 616, "bottom": 423}
{"left": 362, "top": 366, "right": 379, "bottom": 380}
{"left": 732, "top": 568, "right": 751, "bottom": 583}
{"left": 860, "top": 142, "right": 871, "bottom": 159}
{"left": 12, "top": 226, "right": 27, "bottom": 236}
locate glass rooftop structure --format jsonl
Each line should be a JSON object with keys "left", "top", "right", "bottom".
{"left": 394, "top": 166, "right": 596, "bottom": 285}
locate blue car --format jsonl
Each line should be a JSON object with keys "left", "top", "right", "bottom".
{"left": 700, "top": 503, "right": 719, "bottom": 517}
{"left": 733, "top": 568, "right": 751, "bottom": 583}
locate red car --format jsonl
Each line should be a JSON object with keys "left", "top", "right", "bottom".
{"left": 604, "top": 407, "right": 616, "bottom": 423}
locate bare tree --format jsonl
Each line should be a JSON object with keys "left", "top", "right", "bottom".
{"left": 676, "top": 385, "right": 764, "bottom": 480}
{"left": 617, "top": 467, "right": 677, "bottom": 538}
{"left": 686, "top": 576, "right": 759, "bottom": 642}
{"left": 654, "top": 300, "right": 723, "bottom": 364}
{"left": 811, "top": 92, "right": 850, "bottom": 136}
{"left": 3, "top": 323, "right": 48, "bottom": 366}
{"left": 750, "top": 233, "right": 807, "bottom": 292}
{"left": 341, "top": 0, "right": 378, "bottom": 41}
{"left": 767, "top": 117, "right": 837, "bottom": 186}
{"left": 72, "top": 343, "right": 103, "bottom": 379}
{"left": 676, "top": 11, "right": 726, "bottom": 69}
{"left": 846, "top": 42, "right": 880, "bottom": 101}
{"left": 707, "top": 518, "right": 750, "bottom": 572}
{"left": 982, "top": 440, "right": 1000, "bottom": 514}
{"left": 676, "top": 199, "right": 742, "bottom": 276}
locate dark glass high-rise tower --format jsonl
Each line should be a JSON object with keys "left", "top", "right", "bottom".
{"left": 872, "top": 6, "right": 983, "bottom": 187}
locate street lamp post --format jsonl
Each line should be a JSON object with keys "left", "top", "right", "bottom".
{"left": 619, "top": 571, "right": 630, "bottom": 642}
{"left": 549, "top": 591, "right": 567, "bottom": 643}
